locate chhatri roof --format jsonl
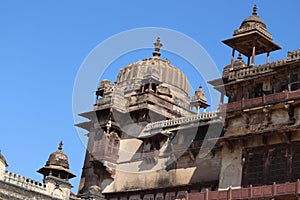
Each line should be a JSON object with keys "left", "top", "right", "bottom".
{"left": 222, "top": 5, "right": 281, "bottom": 57}
{"left": 239, "top": 5, "right": 266, "bottom": 31}
{"left": 45, "top": 141, "right": 69, "bottom": 169}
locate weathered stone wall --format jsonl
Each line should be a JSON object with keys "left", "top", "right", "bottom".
{"left": 226, "top": 116, "right": 247, "bottom": 135}
{"left": 220, "top": 101, "right": 300, "bottom": 189}
{"left": 104, "top": 152, "right": 221, "bottom": 193}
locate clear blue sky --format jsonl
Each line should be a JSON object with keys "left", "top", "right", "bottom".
{"left": 0, "top": 1, "right": 300, "bottom": 193}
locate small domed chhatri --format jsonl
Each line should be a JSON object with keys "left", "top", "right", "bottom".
{"left": 233, "top": 53, "right": 247, "bottom": 69}
{"left": 46, "top": 141, "right": 69, "bottom": 169}
{"left": 222, "top": 53, "right": 248, "bottom": 77}
{"left": 239, "top": 5, "right": 267, "bottom": 30}
{"left": 191, "top": 85, "right": 209, "bottom": 113}
{"left": 38, "top": 141, "right": 75, "bottom": 180}
{"left": 222, "top": 4, "right": 281, "bottom": 68}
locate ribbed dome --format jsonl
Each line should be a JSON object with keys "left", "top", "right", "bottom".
{"left": 240, "top": 5, "right": 266, "bottom": 29}
{"left": 116, "top": 57, "right": 190, "bottom": 95}
{"left": 115, "top": 36, "right": 190, "bottom": 97}
{"left": 45, "top": 141, "right": 69, "bottom": 169}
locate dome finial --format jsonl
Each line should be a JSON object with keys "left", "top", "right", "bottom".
{"left": 238, "top": 53, "right": 242, "bottom": 60}
{"left": 152, "top": 35, "right": 163, "bottom": 57}
{"left": 58, "top": 140, "right": 63, "bottom": 150}
{"left": 252, "top": 4, "right": 257, "bottom": 15}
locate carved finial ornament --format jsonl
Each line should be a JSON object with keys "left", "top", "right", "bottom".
{"left": 58, "top": 141, "right": 63, "bottom": 150}
{"left": 152, "top": 36, "right": 163, "bottom": 57}
{"left": 252, "top": 4, "right": 257, "bottom": 15}
{"left": 237, "top": 53, "right": 242, "bottom": 60}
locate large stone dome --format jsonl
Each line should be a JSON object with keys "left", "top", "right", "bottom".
{"left": 116, "top": 56, "right": 190, "bottom": 95}
{"left": 95, "top": 37, "right": 193, "bottom": 116}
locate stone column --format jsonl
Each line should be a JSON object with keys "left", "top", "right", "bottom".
{"left": 230, "top": 49, "right": 235, "bottom": 70}
{"left": 218, "top": 142, "right": 243, "bottom": 189}
{"left": 266, "top": 52, "right": 270, "bottom": 64}
{"left": 251, "top": 40, "right": 257, "bottom": 66}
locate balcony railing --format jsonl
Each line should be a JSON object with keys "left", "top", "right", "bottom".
{"left": 143, "top": 111, "right": 218, "bottom": 132}
{"left": 188, "top": 180, "right": 300, "bottom": 200}
{"left": 220, "top": 90, "right": 300, "bottom": 112}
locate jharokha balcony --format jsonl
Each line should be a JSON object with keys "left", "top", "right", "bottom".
{"left": 220, "top": 90, "right": 300, "bottom": 112}
{"left": 188, "top": 180, "right": 300, "bottom": 200}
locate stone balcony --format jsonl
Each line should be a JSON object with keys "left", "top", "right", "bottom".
{"left": 220, "top": 90, "right": 300, "bottom": 112}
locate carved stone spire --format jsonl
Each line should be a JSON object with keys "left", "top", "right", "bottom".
{"left": 152, "top": 36, "right": 163, "bottom": 57}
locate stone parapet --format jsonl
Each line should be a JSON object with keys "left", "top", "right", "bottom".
{"left": 3, "top": 171, "right": 47, "bottom": 194}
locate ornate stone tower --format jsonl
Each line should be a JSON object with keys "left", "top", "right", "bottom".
{"left": 76, "top": 36, "right": 213, "bottom": 198}
{"left": 38, "top": 141, "right": 76, "bottom": 199}
{"left": 208, "top": 5, "right": 300, "bottom": 191}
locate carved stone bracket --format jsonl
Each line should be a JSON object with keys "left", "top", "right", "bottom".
{"left": 262, "top": 107, "right": 272, "bottom": 127}
{"left": 284, "top": 103, "right": 296, "bottom": 125}
{"left": 242, "top": 112, "right": 250, "bottom": 128}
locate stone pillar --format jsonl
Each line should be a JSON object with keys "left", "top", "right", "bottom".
{"left": 251, "top": 40, "right": 257, "bottom": 66}
{"left": 230, "top": 49, "right": 235, "bottom": 70}
{"left": 218, "top": 143, "right": 243, "bottom": 189}
{"left": 266, "top": 52, "right": 270, "bottom": 64}
{"left": 149, "top": 83, "right": 153, "bottom": 92}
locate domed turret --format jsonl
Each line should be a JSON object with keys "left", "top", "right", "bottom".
{"left": 46, "top": 141, "right": 69, "bottom": 169}
{"left": 222, "top": 5, "right": 281, "bottom": 68}
{"left": 239, "top": 5, "right": 267, "bottom": 30}
{"left": 233, "top": 53, "right": 247, "bottom": 69}
{"left": 38, "top": 141, "right": 75, "bottom": 180}
{"left": 191, "top": 85, "right": 209, "bottom": 113}
{"left": 222, "top": 53, "right": 247, "bottom": 77}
